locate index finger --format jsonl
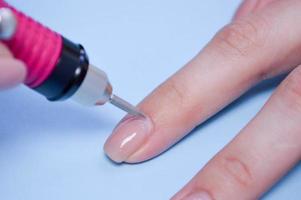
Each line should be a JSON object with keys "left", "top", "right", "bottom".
{"left": 104, "top": 0, "right": 301, "bottom": 163}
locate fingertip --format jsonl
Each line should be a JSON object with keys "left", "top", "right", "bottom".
{"left": 0, "top": 58, "right": 27, "bottom": 90}
{"left": 13, "top": 59, "right": 27, "bottom": 81}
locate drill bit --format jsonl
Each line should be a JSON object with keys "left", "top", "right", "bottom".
{"left": 109, "top": 94, "right": 145, "bottom": 117}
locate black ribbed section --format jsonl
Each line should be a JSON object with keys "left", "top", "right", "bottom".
{"left": 34, "top": 37, "right": 89, "bottom": 101}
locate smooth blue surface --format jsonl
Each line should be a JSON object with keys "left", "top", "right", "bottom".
{"left": 0, "top": 0, "right": 300, "bottom": 199}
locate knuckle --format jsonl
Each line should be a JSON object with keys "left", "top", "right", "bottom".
{"left": 219, "top": 156, "right": 253, "bottom": 188}
{"left": 164, "top": 78, "right": 186, "bottom": 106}
{"left": 214, "top": 16, "right": 269, "bottom": 57}
{"left": 281, "top": 67, "right": 301, "bottom": 110}
{"left": 156, "top": 77, "right": 187, "bottom": 110}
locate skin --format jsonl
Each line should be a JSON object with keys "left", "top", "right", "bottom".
{"left": 104, "top": 0, "right": 301, "bottom": 199}
{"left": 0, "top": 42, "right": 26, "bottom": 90}
{"left": 1, "top": 0, "right": 300, "bottom": 198}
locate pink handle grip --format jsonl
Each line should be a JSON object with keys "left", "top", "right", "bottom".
{"left": 0, "top": 1, "right": 62, "bottom": 88}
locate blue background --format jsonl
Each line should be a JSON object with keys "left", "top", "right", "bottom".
{"left": 0, "top": 0, "right": 300, "bottom": 199}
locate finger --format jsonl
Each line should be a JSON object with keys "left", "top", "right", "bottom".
{"left": 104, "top": 0, "right": 301, "bottom": 163}
{"left": 234, "top": 0, "right": 278, "bottom": 20}
{"left": 171, "top": 66, "right": 301, "bottom": 200}
{"left": 0, "top": 42, "right": 26, "bottom": 89}
{"left": 0, "top": 42, "right": 13, "bottom": 57}
{"left": 0, "top": 58, "right": 26, "bottom": 90}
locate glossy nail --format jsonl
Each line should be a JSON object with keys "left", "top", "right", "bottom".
{"left": 104, "top": 115, "right": 152, "bottom": 163}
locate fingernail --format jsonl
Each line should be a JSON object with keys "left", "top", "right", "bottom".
{"left": 182, "top": 191, "right": 212, "bottom": 200}
{"left": 104, "top": 115, "right": 152, "bottom": 163}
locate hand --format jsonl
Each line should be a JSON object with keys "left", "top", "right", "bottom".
{"left": 0, "top": 42, "right": 26, "bottom": 90}
{"left": 104, "top": 0, "right": 301, "bottom": 199}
